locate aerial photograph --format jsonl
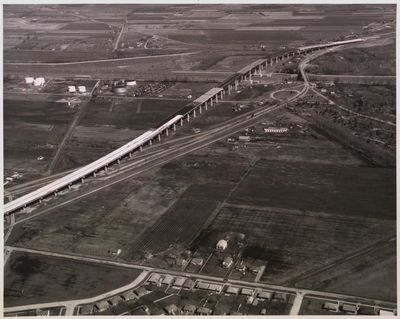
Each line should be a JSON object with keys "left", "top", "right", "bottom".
{"left": 3, "top": 2, "right": 397, "bottom": 316}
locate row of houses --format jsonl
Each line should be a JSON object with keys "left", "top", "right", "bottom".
{"left": 323, "top": 301, "right": 397, "bottom": 316}
{"left": 79, "top": 286, "right": 151, "bottom": 315}
{"left": 147, "top": 273, "right": 195, "bottom": 290}
{"left": 164, "top": 304, "right": 213, "bottom": 316}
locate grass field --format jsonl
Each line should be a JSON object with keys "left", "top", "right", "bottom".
{"left": 5, "top": 252, "right": 143, "bottom": 307}
{"left": 54, "top": 97, "right": 189, "bottom": 172}
{"left": 204, "top": 204, "right": 395, "bottom": 287}
{"left": 229, "top": 160, "right": 395, "bottom": 219}
{"left": 4, "top": 96, "right": 78, "bottom": 184}
{"left": 309, "top": 42, "right": 396, "bottom": 76}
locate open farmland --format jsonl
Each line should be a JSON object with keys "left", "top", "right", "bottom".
{"left": 55, "top": 97, "right": 190, "bottom": 172}
{"left": 228, "top": 159, "right": 396, "bottom": 219}
{"left": 4, "top": 251, "right": 143, "bottom": 307}
{"left": 3, "top": 3, "right": 396, "bottom": 315}
{"left": 204, "top": 205, "right": 395, "bottom": 288}
{"left": 4, "top": 95, "right": 78, "bottom": 185}
{"left": 308, "top": 41, "right": 396, "bottom": 75}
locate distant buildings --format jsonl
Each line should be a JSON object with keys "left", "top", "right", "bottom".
{"left": 222, "top": 256, "right": 233, "bottom": 268}
{"left": 33, "top": 77, "right": 45, "bottom": 86}
{"left": 264, "top": 127, "right": 288, "bottom": 133}
{"left": 216, "top": 239, "right": 228, "bottom": 251}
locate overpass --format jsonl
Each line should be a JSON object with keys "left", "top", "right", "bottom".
{"left": 4, "top": 38, "right": 365, "bottom": 215}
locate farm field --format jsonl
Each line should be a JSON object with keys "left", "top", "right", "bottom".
{"left": 295, "top": 240, "right": 397, "bottom": 302}
{"left": 228, "top": 160, "right": 396, "bottom": 219}
{"left": 202, "top": 205, "right": 394, "bottom": 286}
{"left": 54, "top": 97, "right": 190, "bottom": 172}
{"left": 3, "top": 95, "right": 78, "bottom": 186}
{"left": 4, "top": 251, "right": 143, "bottom": 307}
{"left": 308, "top": 41, "right": 396, "bottom": 75}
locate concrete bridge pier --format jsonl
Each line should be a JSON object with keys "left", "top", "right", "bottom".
{"left": 173, "top": 123, "right": 176, "bottom": 131}
{"left": 93, "top": 172, "right": 96, "bottom": 177}
{"left": 228, "top": 85, "right": 231, "bottom": 95}
{"left": 199, "top": 105, "right": 202, "bottom": 114}
{"left": 104, "top": 166, "right": 108, "bottom": 172}
{"left": 68, "top": 184, "right": 72, "bottom": 190}
{"left": 81, "top": 178, "right": 85, "bottom": 184}
{"left": 117, "top": 159, "right": 120, "bottom": 164}
{"left": 215, "top": 94, "right": 218, "bottom": 103}
{"left": 166, "top": 128, "right": 169, "bottom": 136}
{"left": 210, "top": 98, "right": 214, "bottom": 106}
{"left": 149, "top": 139, "right": 153, "bottom": 146}
{"left": 158, "top": 134, "right": 161, "bottom": 141}
{"left": 205, "top": 101, "right": 208, "bottom": 110}
{"left": 220, "top": 91, "right": 224, "bottom": 100}
{"left": 187, "top": 114, "right": 190, "bottom": 122}
{"left": 180, "top": 118, "right": 184, "bottom": 126}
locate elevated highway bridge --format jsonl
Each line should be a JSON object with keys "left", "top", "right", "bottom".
{"left": 4, "top": 38, "right": 365, "bottom": 215}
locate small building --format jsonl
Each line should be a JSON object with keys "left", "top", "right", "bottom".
{"left": 260, "top": 308, "right": 267, "bottom": 315}
{"left": 109, "top": 295, "right": 122, "bottom": 306}
{"left": 68, "top": 85, "right": 76, "bottom": 93}
{"left": 162, "top": 275, "right": 174, "bottom": 285}
{"left": 216, "top": 239, "right": 228, "bottom": 251}
{"left": 183, "top": 279, "right": 195, "bottom": 289}
{"left": 246, "top": 296, "right": 255, "bottom": 304}
{"left": 208, "top": 284, "right": 223, "bottom": 293}
{"left": 238, "top": 135, "right": 251, "bottom": 142}
{"left": 321, "top": 88, "right": 327, "bottom": 93}
{"left": 95, "top": 300, "right": 110, "bottom": 312}
{"left": 241, "top": 288, "right": 254, "bottom": 296}
{"left": 226, "top": 286, "right": 240, "bottom": 295}
{"left": 342, "top": 303, "right": 358, "bottom": 314}
{"left": 183, "top": 304, "right": 197, "bottom": 315}
{"left": 33, "top": 77, "right": 45, "bottom": 86}
{"left": 78, "top": 86, "right": 86, "bottom": 93}
{"left": 274, "top": 292, "right": 288, "bottom": 302}
{"left": 222, "top": 256, "right": 233, "bottom": 268}
{"left": 196, "top": 281, "right": 210, "bottom": 290}
{"left": 121, "top": 290, "right": 137, "bottom": 301}
{"left": 379, "top": 309, "right": 395, "bottom": 316}
{"left": 357, "top": 306, "right": 376, "bottom": 315}
{"left": 79, "top": 305, "right": 93, "bottom": 315}
{"left": 148, "top": 273, "right": 161, "bottom": 283}
{"left": 126, "top": 80, "right": 137, "bottom": 86}
{"left": 173, "top": 277, "right": 186, "bottom": 287}
{"left": 134, "top": 287, "right": 150, "bottom": 298}
{"left": 25, "top": 77, "right": 34, "bottom": 84}
{"left": 257, "top": 290, "right": 273, "bottom": 300}
{"left": 164, "top": 304, "right": 179, "bottom": 315}
{"left": 264, "top": 127, "right": 288, "bottom": 133}
{"left": 191, "top": 257, "right": 204, "bottom": 266}
{"left": 322, "top": 302, "right": 339, "bottom": 312}
{"left": 196, "top": 307, "right": 212, "bottom": 315}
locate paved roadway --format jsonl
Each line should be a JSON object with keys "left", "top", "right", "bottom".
{"left": 4, "top": 51, "right": 203, "bottom": 66}
{"left": 8, "top": 88, "right": 305, "bottom": 227}
{"left": 298, "top": 40, "right": 396, "bottom": 127}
